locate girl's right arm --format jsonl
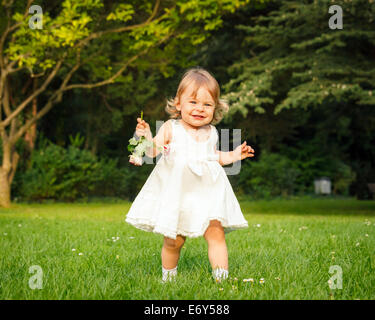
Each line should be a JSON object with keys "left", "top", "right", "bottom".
{"left": 136, "top": 118, "right": 172, "bottom": 158}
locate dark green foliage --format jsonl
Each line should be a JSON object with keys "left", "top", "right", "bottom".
{"left": 223, "top": 0, "right": 375, "bottom": 116}
{"left": 17, "top": 137, "right": 130, "bottom": 202}
{"left": 234, "top": 150, "right": 301, "bottom": 199}
{"left": 19, "top": 143, "right": 98, "bottom": 201}
{"left": 4, "top": 0, "right": 374, "bottom": 202}
{"left": 278, "top": 139, "right": 356, "bottom": 195}
{"left": 217, "top": 0, "right": 375, "bottom": 198}
{"left": 233, "top": 148, "right": 355, "bottom": 199}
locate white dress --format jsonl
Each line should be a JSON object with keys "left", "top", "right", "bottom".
{"left": 125, "top": 118, "right": 248, "bottom": 239}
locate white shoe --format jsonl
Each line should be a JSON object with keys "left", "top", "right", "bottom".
{"left": 212, "top": 267, "right": 228, "bottom": 283}
{"left": 162, "top": 266, "right": 177, "bottom": 283}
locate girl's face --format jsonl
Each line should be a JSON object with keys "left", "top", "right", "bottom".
{"left": 176, "top": 85, "right": 216, "bottom": 129}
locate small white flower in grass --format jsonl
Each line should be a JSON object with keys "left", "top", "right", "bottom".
{"left": 259, "top": 278, "right": 265, "bottom": 284}
{"left": 219, "top": 288, "right": 224, "bottom": 291}
{"left": 330, "top": 251, "right": 335, "bottom": 255}
{"left": 78, "top": 252, "right": 83, "bottom": 256}
{"left": 364, "top": 220, "right": 371, "bottom": 226}
{"left": 243, "top": 278, "right": 254, "bottom": 283}
{"left": 4, "top": 233, "right": 8, "bottom": 236}
{"left": 116, "top": 236, "right": 120, "bottom": 240}
{"left": 356, "top": 242, "right": 360, "bottom": 247}
{"left": 129, "top": 236, "right": 135, "bottom": 239}
{"left": 275, "top": 277, "right": 281, "bottom": 280}
{"left": 365, "top": 234, "right": 369, "bottom": 237}
{"left": 72, "top": 248, "right": 76, "bottom": 251}
{"left": 18, "top": 224, "right": 22, "bottom": 227}
{"left": 328, "top": 279, "right": 333, "bottom": 286}
{"left": 299, "top": 226, "right": 308, "bottom": 231}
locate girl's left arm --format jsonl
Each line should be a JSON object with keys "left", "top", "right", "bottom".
{"left": 214, "top": 146, "right": 237, "bottom": 166}
{"left": 214, "top": 142, "right": 255, "bottom": 166}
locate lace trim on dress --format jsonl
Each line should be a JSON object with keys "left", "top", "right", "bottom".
{"left": 125, "top": 216, "right": 248, "bottom": 240}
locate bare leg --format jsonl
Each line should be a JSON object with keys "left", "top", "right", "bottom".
{"left": 161, "top": 235, "right": 186, "bottom": 269}
{"left": 204, "top": 220, "right": 228, "bottom": 280}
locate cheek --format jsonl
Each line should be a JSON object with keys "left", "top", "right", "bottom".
{"left": 182, "top": 104, "right": 194, "bottom": 113}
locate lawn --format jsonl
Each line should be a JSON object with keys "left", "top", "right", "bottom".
{"left": 0, "top": 197, "right": 374, "bottom": 300}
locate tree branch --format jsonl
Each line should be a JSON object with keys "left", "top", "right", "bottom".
{"left": 9, "top": 57, "right": 82, "bottom": 144}
{"left": 0, "top": 0, "right": 34, "bottom": 69}
{"left": 11, "top": 31, "right": 174, "bottom": 144}
{"left": 76, "top": 0, "right": 161, "bottom": 49}
{"left": 1, "top": 58, "right": 64, "bottom": 128}
{"left": 99, "top": 92, "right": 114, "bottom": 112}
{"left": 64, "top": 31, "right": 173, "bottom": 91}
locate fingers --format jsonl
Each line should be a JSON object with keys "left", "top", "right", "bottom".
{"left": 135, "top": 117, "right": 151, "bottom": 138}
{"left": 241, "top": 142, "right": 255, "bottom": 153}
{"left": 240, "top": 141, "right": 255, "bottom": 159}
{"left": 136, "top": 118, "right": 149, "bottom": 129}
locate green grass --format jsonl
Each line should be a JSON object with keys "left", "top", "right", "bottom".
{"left": 1, "top": 197, "right": 374, "bottom": 300}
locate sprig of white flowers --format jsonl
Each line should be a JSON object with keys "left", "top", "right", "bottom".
{"left": 127, "top": 111, "right": 166, "bottom": 166}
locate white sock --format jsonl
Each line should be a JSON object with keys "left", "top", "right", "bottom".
{"left": 212, "top": 267, "right": 228, "bottom": 282}
{"left": 162, "top": 266, "right": 177, "bottom": 282}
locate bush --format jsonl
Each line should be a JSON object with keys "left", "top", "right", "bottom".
{"left": 277, "top": 139, "right": 357, "bottom": 196}
{"left": 331, "top": 160, "right": 356, "bottom": 196}
{"left": 19, "top": 144, "right": 95, "bottom": 201}
{"left": 18, "top": 139, "right": 130, "bottom": 202}
{"left": 235, "top": 150, "right": 301, "bottom": 199}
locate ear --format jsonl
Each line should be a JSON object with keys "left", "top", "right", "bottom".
{"left": 174, "top": 97, "right": 180, "bottom": 111}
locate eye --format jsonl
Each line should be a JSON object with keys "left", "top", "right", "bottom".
{"left": 189, "top": 100, "right": 196, "bottom": 104}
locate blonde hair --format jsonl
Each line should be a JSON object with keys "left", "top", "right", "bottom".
{"left": 165, "top": 67, "right": 229, "bottom": 125}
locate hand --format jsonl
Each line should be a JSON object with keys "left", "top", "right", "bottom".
{"left": 233, "top": 141, "right": 255, "bottom": 161}
{"left": 135, "top": 117, "right": 152, "bottom": 140}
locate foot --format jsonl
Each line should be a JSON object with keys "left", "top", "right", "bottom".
{"left": 212, "top": 267, "right": 228, "bottom": 283}
{"left": 162, "top": 266, "right": 177, "bottom": 283}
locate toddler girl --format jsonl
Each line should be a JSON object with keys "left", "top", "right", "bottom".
{"left": 125, "top": 67, "right": 254, "bottom": 283}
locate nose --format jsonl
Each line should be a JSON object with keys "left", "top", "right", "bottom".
{"left": 195, "top": 103, "right": 204, "bottom": 111}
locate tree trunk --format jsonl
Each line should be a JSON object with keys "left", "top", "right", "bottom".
{"left": 0, "top": 74, "right": 21, "bottom": 208}
{"left": 0, "top": 139, "right": 17, "bottom": 208}
{"left": 0, "top": 167, "right": 11, "bottom": 208}
{"left": 23, "top": 79, "right": 38, "bottom": 170}
{"left": 84, "top": 103, "right": 91, "bottom": 150}
{"left": 24, "top": 78, "right": 38, "bottom": 154}
{"left": 91, "top": 135, "right": 98, "bottom": 156}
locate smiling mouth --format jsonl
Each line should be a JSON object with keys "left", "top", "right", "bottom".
{"left": 192, "top": 115, "right": 205, "bottom": 119}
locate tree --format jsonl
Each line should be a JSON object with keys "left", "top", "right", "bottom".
{"left": 0, "top": 0, "right": 256, "bottom": 207}
{"left": 220, "top": 0, "right": 375, "bottom": 198}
